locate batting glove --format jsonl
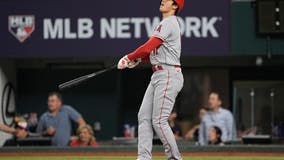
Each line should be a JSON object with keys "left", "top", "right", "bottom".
{"left": 128, "top": 58, "right": 141, "bottom": 68}
{"left": 117, "top": 55, "right": 130, "bottom": 69}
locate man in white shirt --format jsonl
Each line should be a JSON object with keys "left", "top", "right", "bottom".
{"left": 199, "top": 92, "right": 236, "bottom": 145}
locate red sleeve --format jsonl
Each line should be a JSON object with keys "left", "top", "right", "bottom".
{"left": 127, "top": 36, "right": 163, "bottom": 61}
{"left": 141, "top": 56, "right": 150, "bottom": 62}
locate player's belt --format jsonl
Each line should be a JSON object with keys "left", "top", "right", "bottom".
{"left": 152, "top": 65, "right": 181, "bottom": 72}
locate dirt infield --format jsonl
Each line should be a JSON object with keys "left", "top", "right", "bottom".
{"left": 1, "top": 152, "right": 284, "bottom": 157}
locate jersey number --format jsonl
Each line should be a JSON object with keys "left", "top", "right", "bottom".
{"left": 152, "top": 48, "right": 158, "bottom": 56}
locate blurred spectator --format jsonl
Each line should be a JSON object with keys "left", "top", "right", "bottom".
{"left": 1, "top": 116, "right": 30, "bottom": 138}
{"left": 168, "top": 111, "right": 182, "bottom": 140}
{"left": 208, "top": 126, "right": 223, "bottom": 145}
{"left": 123, "top": 124, "right": 135, "bottom": 138}
{"left": 3, "top": 120, "right": 29, "bottom": 146}
{"left": 184, "top": 107, "right": 207, "bottom": 141}
{"left": 14, "top": 121, "right": 29, "bottom": 139}
{"left": 36, "top": 92, "right": 86, "bottom": 146}
{"left": 27, "top": 112, "right": 38, "bottom": 132}
{"left": 237, "top": 125, "right": 258, "bottom": 138}
{"left": 70, "top": 124, "right": 98, "bottom": 147}
{"left": 199, "top": 92, "right": 236, "bottom": 145}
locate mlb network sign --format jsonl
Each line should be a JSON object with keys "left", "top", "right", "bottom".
{"left": 0, "top": 0, "right": 230, "bottom": 56}
{"left": 42, "top": 17, "right": 221, "bottom": 40}
{"left": 8, "top": 16, "right": 221, "bottom": 42}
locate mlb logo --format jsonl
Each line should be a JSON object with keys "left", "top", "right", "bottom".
{"left": 8, "top": 15, "right": 35, "bottom": 43}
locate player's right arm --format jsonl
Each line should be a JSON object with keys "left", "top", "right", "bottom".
{"left": 117, "top": 37, "right": 163, "bottom": 69}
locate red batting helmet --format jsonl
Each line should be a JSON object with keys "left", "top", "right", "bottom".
{"left": 173, "top": 0, "right": 184, "bottom": 12}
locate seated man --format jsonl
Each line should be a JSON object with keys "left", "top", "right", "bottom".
{"left": 198, "top": 92, "right": 236, "bottom": 145}
{"left": 37, "top": 92, "right": 85, "bottom": 146}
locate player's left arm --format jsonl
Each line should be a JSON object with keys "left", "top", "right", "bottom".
{"left": 117, "top": 37, "right": 163, "bottom": 69}
{"left": 117, "top": 19, "right": 173, "bottom": 69}
{"left": 127, "top": 37, "right": 163, "bottom": 61}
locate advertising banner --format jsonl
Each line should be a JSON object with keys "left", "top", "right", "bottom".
{"left": 0, "top": 0, "right": 230, "bottom": 57}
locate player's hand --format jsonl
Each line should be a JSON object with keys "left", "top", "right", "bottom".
{"left": 128, "top": 58, "right": 141, "bottom": 68}
{"left": 117, "top": 55, "right": 130, "bottom": 69}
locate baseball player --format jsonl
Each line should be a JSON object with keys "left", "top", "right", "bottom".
{"left": 117, "top": 0, "right": 184, "bottom": 159}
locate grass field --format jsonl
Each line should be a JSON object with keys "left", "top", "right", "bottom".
{"left": 1, "top": 157, "right": 284, "bottom": 160}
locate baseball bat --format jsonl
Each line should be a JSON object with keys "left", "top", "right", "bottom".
{"left": 58, "top": 64, "right": 117, "bottom": 90}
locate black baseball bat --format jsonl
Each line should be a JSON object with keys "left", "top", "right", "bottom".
{"left": 58, "top": 64, "right": 117, "bottom": 90}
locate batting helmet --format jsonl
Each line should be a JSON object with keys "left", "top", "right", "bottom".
{"left": 173, "top": 0, "right": 184, "bottom": 12}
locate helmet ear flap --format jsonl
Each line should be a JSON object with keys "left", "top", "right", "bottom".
{"left": 173, "top": 0, "right": 184, "bottom": 12}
